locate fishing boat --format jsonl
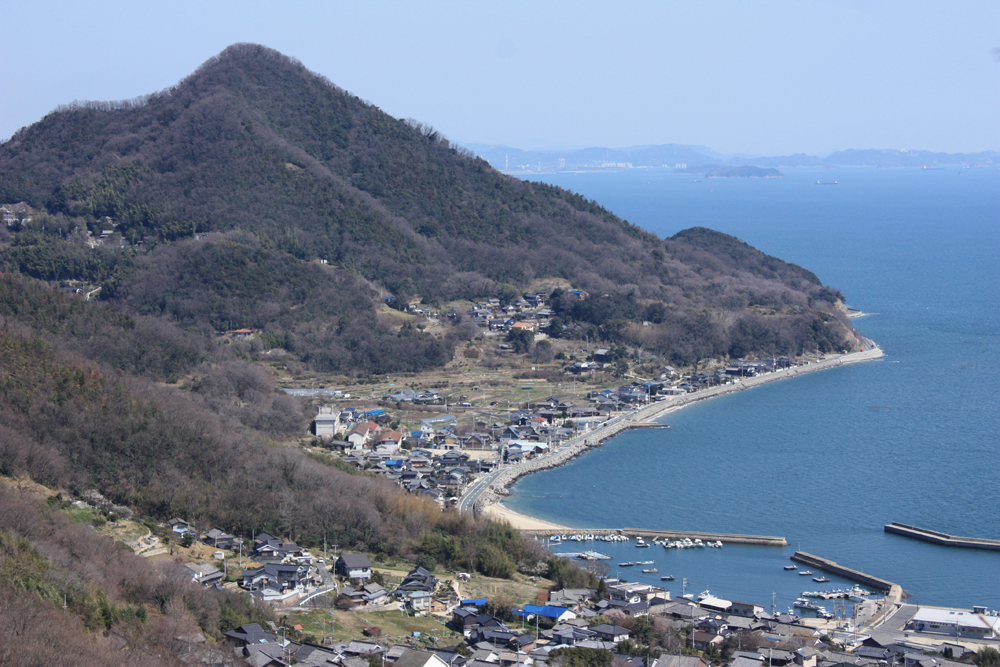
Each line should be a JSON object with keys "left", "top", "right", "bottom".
{"left": 696, "top": 590, "right": 711, "bottom": 602}
{"left": 794, "top": 598, "right": 821, "bottom": 611}
{"left": 642, "top": 568, "right": 659, "bottom": 574}
{"left": 661, "top": 575, "right": 675, "bottom": 581}
{"left": 618, "top": 562, "right": 634, "bottom": 567}
{"left": 637, "top": 560, "right": 655, "bottom": 565}
{"left": 813, "top": 576, "right": 830, "bottom": 583}
{"left": 784, "top": 565, "right": 798, "bottom": 570}
{"left": 799, "top": 570, "right": 813, "bottom": 576}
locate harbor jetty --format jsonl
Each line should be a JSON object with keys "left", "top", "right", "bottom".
{"left": 790, "top": 551, "right": 903, "bottom": 628}
{"left": 791, "top": 551, "right": 895, "bottom": 594}
{"left": 884, "top": 522, "right": 1000, "bottom": 551}
{"left": 522, "top": 528, "right": 786, "bottom": 547}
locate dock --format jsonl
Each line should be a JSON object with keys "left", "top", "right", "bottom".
{"left": 884, "top": 522, "right": 1000, "bottom": 551}
{"left": 522, "top": 528, "right": 787, "bottom": 547}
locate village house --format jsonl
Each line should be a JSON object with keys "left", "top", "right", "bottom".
{"left": 240, "top": 562, "right": 310, "bottom": 594}
{"left": 336, "top": 553, "right": 373, "bottom": 581}
{"left": 397, "top": 566, "right": 440, "bottom": 593}
{"left": 341, "top": 583, "right": 389, "bottom": 606}
{"left": 347, "top": 421, "right": 380, "bottom": 447}
{"left": 201, "top": 527, "right": 237, "bottom": 549}
{"left": 183, "top": 562, "right": 224, "bottom": 586}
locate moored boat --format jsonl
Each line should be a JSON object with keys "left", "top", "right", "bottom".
{"left": 642, "top": 568, "right": 659, "bottom": 573}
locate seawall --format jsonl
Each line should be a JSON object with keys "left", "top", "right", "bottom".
{"left": 884, "top": 522, "right": 1000, "bottom": 551}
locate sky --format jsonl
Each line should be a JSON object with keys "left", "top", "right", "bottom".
{"left": 2, "top": 1, "right": 997, "bottom": 156}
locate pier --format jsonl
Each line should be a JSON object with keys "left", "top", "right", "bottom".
{"left": 884, "top": 522, "right": 1000, "bottom": 551}
{"left": 522, "top": 528, "right": 787, "bottom": 547}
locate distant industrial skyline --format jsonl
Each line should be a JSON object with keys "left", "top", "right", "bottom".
{"left": 2, "top": 1, "right": 997, "bottom": 156}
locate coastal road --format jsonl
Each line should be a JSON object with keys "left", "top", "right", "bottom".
{"left": 457, "top": 466, "right": 505, "bottom": 515}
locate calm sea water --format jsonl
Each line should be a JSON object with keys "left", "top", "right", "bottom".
{"left": 508, "top": 166, "right": 1000, "bottom": 610}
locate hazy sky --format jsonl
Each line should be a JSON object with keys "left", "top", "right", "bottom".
{"left": 2, "top": 1, "right": 997, "bottom": 156}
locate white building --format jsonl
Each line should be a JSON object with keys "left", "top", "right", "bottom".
{"left": 909, "top": 607, "right": 1000, "bottom": 639}
{"left": 313, "top": 406, "right": 340, "bottom": 437}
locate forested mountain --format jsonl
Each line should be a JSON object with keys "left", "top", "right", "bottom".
{"left": 0, "top": 44, "right": 861, "bottom": 661}
{"left": 0, "top": 43, "right": 859, "bottom": 372}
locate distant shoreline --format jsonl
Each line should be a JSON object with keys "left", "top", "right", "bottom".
{"left": 474, "top": 345, "right": 885, "bottom": 529}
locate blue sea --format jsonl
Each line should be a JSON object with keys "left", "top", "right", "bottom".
{"left": 509, "top": 166, "right": 1000, "bottom": 611}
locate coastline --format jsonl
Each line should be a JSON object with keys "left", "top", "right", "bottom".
{"left": 484, "top": 502, "right": 569, "bottom": 530}
{"left": 472, "top": 344, "right": 885, "bottom": 526}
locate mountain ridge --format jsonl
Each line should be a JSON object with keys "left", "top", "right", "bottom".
{"left": 1, "top": 43, "right": 861, "bottom": 372}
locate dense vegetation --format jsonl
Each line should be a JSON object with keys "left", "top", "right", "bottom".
{"left": 0, "top": 43, "right": 859, "bottom": 372}
{"left": 0, "top": 275, "right": 560, "bottom": 583}
{"left": 0, "top": 484, "right": 274, "bottom": 666}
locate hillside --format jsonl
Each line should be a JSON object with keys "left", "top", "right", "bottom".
{"left": 0, "top": 43, "right": 860, "bottom": 372}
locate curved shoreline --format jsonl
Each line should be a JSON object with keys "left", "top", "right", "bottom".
{"left": 472, "top": 344, "right": 885, "bottom": 527}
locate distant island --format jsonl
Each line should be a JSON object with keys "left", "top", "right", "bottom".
{"left": 463, "top": 141, "right": 999, "bottom": 173}
{"left": 676, "top": 164, "right": 785, "bottom": 179}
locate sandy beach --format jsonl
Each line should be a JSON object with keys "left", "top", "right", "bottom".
{"left": 483, "top": 502, "right": 568, "bottom": 530}
{"left": 472, "top": 344, "right": 884, "bottom": 526}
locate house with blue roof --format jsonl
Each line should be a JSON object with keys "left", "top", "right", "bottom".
{"left": 520, "top": 604, "right": 576, "bottom": 622}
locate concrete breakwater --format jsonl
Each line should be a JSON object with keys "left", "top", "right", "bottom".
{"left": 884, "top": 522, "right": 1000, "bottom": 551}
{"left": 791, "top": 551, "right": 896, "bottom": 593}
{"left": 790, "top": 551, "right": 903, "bottom": 628}
{"left": 521, "top": 528, "right": 786, "bottom": 546}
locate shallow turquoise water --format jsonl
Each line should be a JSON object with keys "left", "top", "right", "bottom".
{"left": 509, "top": 167, "right": 1000, "bottom": 610}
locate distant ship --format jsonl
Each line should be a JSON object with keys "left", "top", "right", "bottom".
{"left": 816, "top": 180, "right": 838, "bottom": 185}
